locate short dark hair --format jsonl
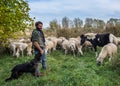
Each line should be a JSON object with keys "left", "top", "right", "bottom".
{"left": 35, "top": 21, "right": 43, "bottom": 27}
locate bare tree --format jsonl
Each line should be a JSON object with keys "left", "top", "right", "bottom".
{"left": 62, "top": 16, "right": 70, "bottom": 29}
{"left": 73, "top": 18, "right": 83, "bottom": 29}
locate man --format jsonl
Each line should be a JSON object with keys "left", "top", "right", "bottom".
{"left": 31, "top": 21, "right": 46, "bottom": 76}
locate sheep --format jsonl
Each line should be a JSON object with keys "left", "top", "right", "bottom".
{"left": 18, "top": 39, "right": 32, "bottom": 56}
{"left": 84, "top": 33, "right": 97, "bottom": 39}
{"left": 61, "top": 38, "right": 69, "bottom": 55}
{"left": 48, "top": 37, "right": 58, "bottom": 50}
{"left": 75, "top": 40, "right": 83, "bottom": 56}
{"left": 45, "top": 40, "right": 54, "bottom": 54}
{"left": 56, "top": 37, "right": 66, "bottom": 50}
{"left": 96, "top": 43, "right": 117, "bottom": 66}
{"left": 26, "top": 42, "right": 32, "bottom": 56}
{"left": 15, "top": 46, "right": 20, "bottom": 58}
{"left": 117, "top": 37, "right": 120, "bottom": 47}
{"left": 82, "top": 41, "right": 93, "bottom": 52}
{"left": 19, "top": 38, "right": 31, "bottom": 43}
{"left": 109, "top": 34, "right": 119, "bottom": 45}
{"left": 9, "top": 42, "right": 16, "bottom": 56}
{"left": 68, "top": 40, "right": 76, "bottom": 56}
{"left": 16, "top": 42, "right": 28, "bottom": 57}
{"left": 69, "top": 37, "right": 83, "bottom": 56}
{"left": 9, "top": 38, "right": 31, "bottom": 57}
{"left": 80, "top": 33, "right": 118, "bottom": 57}
{"left": 10, "top": 42, "right": 28, "bottom": 58}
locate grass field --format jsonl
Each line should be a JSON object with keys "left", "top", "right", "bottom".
{"left": 0, "top": 49, "right": 120, "bottom": 86}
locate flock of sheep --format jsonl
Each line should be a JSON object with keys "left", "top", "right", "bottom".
{"left": 8, "top": 32, "right": 120, "bottom": 65}
{"left": 8, "top": 38, "right": 32, "bottom": 58}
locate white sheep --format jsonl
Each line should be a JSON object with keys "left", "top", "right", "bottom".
{"left": 15, "top": 46, "right": 20, "bottom": 58}
{"left": 61, "top": 39, "right": 69, "bottom": 55}
{"left": 46, "top": 40, "right": 54, "bottom": 54}
{"left": 56, "top": 37, "right": 66, "bottom": 50}
{"left": 9, "top": 38, "right": 30, "bottom": 57}
{"left": 97, "top": 43, "right": 117, "bottom": 65}
{"left": 26, "top": 42, "right": 32, "bottom": 56}
{"left": 68, "top": 40, "right": 76, "bottom": 56}
{"left": 47, "top": 37, "right": 58, "bottom": 50}
{"left": 69, "top": 37, "right": 83, "bottom": 55}
{"left": 82, "top": 40, "right": 93, "bottom": 51}
{"left": 109, "top": 34, "right": 119, "bottom": 45}
{"left": 16, "top": 42, "right": 28, "bottom": 57}
{"left": 9, "top": 42, "right": 16, "bottom": 56}
{"left": 84, "top": 33, "right": 97, "bottom": 40}
{"left": 10, "top": 42, "right": 28, "bottom": 58}
{"left": 117, "top": 37, "right": 120, "bottom": 46}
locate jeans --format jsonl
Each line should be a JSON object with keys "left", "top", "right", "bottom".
{"left": 41, "top": 49, "right": 47, "bottom": 69}
{"left": 34, "top": 48, "right": 47, "bottom": 74}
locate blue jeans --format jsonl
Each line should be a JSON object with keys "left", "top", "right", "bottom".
{"left": 41, "top": 49, "right": 47, "bottom": 69}
{"left": 34, "top": 49, "right": 47, "bottom": 74}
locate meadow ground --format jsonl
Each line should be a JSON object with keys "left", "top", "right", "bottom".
{"left": 0, "top": 49, "right": 120, "bottom": 86}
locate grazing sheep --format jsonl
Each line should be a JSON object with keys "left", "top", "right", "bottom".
{"left": 47, "top": 37, "right": 58, "bottom": 50}
{"left": 97, "top": 43, "right": 117, "bottom": 66}
{"left": 75, "top": 39, "right": 83, "bottom": 56}
{"left": 69, "top": 38, "right": 83, "bottom": 56}
{"left": 17, "top": 42, "right": 28, "bottom": 57}
{"left": 15, "top": 46, "right": 20, "bottom": 58}
{"left": 8, "top": 38, "right": 30, "bottom": 56}
{"left": 9, "top": 42, "right": 16, "bottom": 56}
{"left": 56, "top": 37, "right": 66, "bottom": 50}
{"left": 19, "top": 38, "right": 31, "bottom": 43}
{"left": 45, "top": 40, "right": 54, "bottom": 54}
{"left": 80, "top": 33, "right": 118, "bottom": 57}
{"left": 26, "top": 42, "right": 32, "bottom": 56}
{"left": 61, "top": 39, "right": 69, "bottom": 55}
{"left": 68, "top": 40, "right": 76, "bottom": 56}
{"left": 117, "top": 37, "right": 120, "bottom": 48}
{"left": 82, "top": 41, "right": 93, "bottom": 52}
{"left": 11, "top": 42, "right": 28, "bottom": 58}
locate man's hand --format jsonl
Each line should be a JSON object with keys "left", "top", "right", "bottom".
{"left": 40, "top": 49, "right": 44, "bottom": 55}
{"left": 34, "top": 41, "right": 44, "bottom": 55}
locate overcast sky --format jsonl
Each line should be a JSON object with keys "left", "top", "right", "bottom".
{"left": 28, "top": 0, "right": 120, "bottom": 27}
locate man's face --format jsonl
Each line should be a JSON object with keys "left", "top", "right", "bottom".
{"left": 37, "top": 24, "right": 43, "bottom": 29}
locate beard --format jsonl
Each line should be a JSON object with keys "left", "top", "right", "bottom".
{"left": 37, "top": 27, "right": 42, "bottom": 30}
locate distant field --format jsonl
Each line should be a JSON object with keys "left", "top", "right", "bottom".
{"left": 0, "top": 49, "right": 120, "bottom": 86}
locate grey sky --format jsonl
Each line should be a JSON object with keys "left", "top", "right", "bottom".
{"left": 28, "top": 0, "right": 120, "bottom": 27}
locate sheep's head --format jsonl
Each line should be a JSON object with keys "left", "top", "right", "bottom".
{"left": 80, "top": 34, "right": 87, "bottom": 45}
{"left": 27, "top": 51, "right": 32, "bottom": 56}
{"left": 97, "top": 61, "right": 102, "bottom": 66}
{"left": 96, "top": 57, "right": 103, "bottom": 66}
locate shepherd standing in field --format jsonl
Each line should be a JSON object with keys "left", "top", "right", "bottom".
{"left": 31, "top": 21, "right": 47, "bottom": 76}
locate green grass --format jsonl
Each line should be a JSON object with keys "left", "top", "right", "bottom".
{"left": 0, "top": 49, "right": 120, "bottom": 86}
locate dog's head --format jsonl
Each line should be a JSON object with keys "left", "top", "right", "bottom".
{"left": 27, "top": 59, "right": 38, "bottom": 72}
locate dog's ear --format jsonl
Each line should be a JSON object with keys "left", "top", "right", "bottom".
{"left": 30, "top": 59, "right": 37, "bottom": 65}
{"left": 29, "top": 61, "right": 35, "bottom": 66}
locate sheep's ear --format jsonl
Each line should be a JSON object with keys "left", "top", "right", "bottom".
{"left": 80, "top": 34, "right": 84, "bottom": 38}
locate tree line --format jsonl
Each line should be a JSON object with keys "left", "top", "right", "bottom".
{"left": 46, "top": 17, "right": 120, "bottom": 38}
{"left": 0, "top": 0, "right": 120, "bottom": 44}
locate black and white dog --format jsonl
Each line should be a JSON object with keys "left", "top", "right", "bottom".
{"left": 5, "top": 59, "right": 38, "bottom": 82}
